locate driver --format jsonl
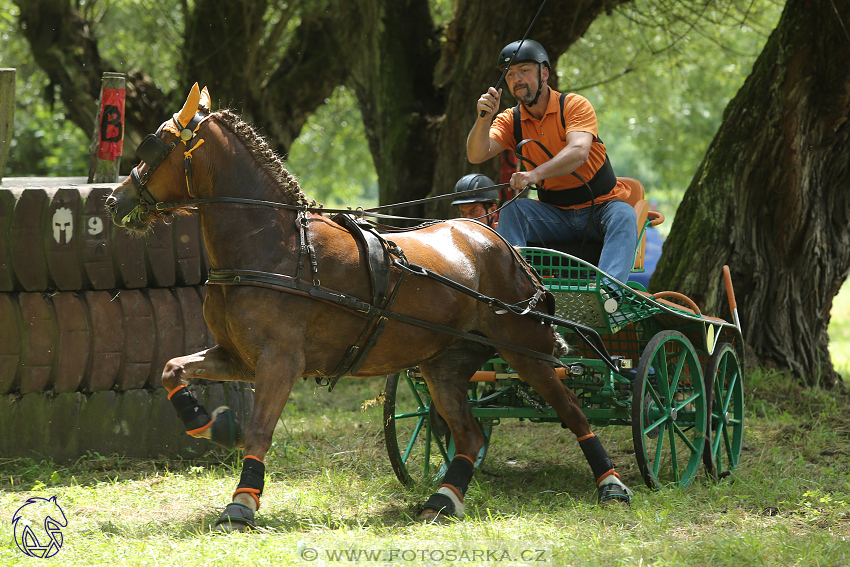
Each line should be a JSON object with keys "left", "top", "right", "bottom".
{"left": 466, "top": 39, "right": 637, "bottom": 284}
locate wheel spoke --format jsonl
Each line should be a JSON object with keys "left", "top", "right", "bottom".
{"left": 652, "top": 423, "right": 666, "bottom": 477}
{"left": 712, "top": 420, "right": 724, "bottom": 455}
{"left": 401, "top": 415, "right": 426, "bottom": 462}
{"left": 668, "top": 422, "right": 680, "bottom": 481}
{"left": 668, "top": 347, "right": 688, "bottom": 395}
{"left": 721, "top": 370, "right": 739, "bottom": 413}
{"left": 673, "top": 391, "right": 701, "bottom": 413}
{"left": 722, "top": 425, "right": 736, "bottom": 467}
{"left": 432, "top": 426, "right": 451, "bottom": 462}
{"left": 403, "top": 371, "right": 427, "bottom": 408}
{"left": 656, "top": 352, "right": 670, "bottom": 397}
{"left": 646, "top": 379, "right": 664, "bottom": 409}
{"left": 672, "top": 421, "right": 699, "bottom": 455}
{"left": 644, "top": 415, "right": 668, "bottom": 436}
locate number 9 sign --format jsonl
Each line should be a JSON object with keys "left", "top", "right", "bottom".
{"left": 88, "top": 216, "right": 104, "bottom": 236}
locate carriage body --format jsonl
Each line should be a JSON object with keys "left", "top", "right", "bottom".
{"left": 384, "top": 198, "right": 746, "bottom": 492}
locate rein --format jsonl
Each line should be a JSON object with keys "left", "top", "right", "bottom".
{"left": 136, "top": 185, "right": 517, "bottom": 224}
{"left": 130, "top": 113, "right": 622, "bottom": 374}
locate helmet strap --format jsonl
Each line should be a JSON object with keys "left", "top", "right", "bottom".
{"left": 526, "top": 64, "right": 544, "bottom": 107}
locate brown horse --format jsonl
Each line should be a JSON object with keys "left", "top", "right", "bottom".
{"left": 106, "top": 84, "right": 632, "bottom": 531}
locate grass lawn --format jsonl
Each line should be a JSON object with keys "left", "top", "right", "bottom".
{"left": 2, "top": 371, "right": 848, "bottom": 566}
{"left": 0, "top": 282, "right": 848, "bottom": 566}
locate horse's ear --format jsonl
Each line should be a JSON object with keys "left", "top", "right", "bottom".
{"left": 176, "top": 83, "right": 201, "bottom": 127}
{"left": 199, "top": 86, "right": 211, "bottom": 112}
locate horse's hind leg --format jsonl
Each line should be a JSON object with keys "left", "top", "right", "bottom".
{"left": 500, "top": 353, "right": 633, "bottom": 506}
{"left": 161, "top": 345, "right": 252, "bottom": 450}
{"left": 415, "top": 348, "right": 491, "bottom": 522}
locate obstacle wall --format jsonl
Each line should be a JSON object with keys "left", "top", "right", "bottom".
{"left": 0, "top": 178, "right": 253, "bottom": 461}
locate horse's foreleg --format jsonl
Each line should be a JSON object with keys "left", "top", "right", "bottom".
{"left": 214, "top": 354, "right": 301, "bottom": 533}
{"left": 500, "top": 354, "right": 633, "bottom": 506}
{"left": 162, "top": 346, "right": 251, "bottom": 449}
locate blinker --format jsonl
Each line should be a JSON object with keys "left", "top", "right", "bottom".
{"left": 137, "top": 134, "right": 170, "bottom": 165}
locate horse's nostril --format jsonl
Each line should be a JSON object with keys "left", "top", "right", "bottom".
{"left": 105, "top": 195, "right": 117, "bottom": 213}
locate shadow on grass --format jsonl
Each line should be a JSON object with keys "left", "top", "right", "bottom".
{"left": 0, "top": 451, "right": 243, "bottom": 491}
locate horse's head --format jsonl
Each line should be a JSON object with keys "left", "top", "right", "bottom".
{"left": 107, "top": 83, "right": 212, "bottom": 232}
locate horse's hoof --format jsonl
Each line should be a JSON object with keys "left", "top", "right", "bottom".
{"left": 418, "top": 507, "right": 452, "bottom": 523}
{"left": 213, "top": 502, "right": 256, "bottom": 532}
{"left": 419, "top": 490, "right": 464, "bottom": 523}
{"left": 210, "top": 407, "right": 245, "bottom": 450}
{"left": 597, "top": 483, "right": 633, "bottom": 507}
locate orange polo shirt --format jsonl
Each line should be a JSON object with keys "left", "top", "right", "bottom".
{"left": 490, "top": 86, "right": 630, "bottom": 209}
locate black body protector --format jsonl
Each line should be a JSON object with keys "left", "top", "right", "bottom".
{"left": 498, "top": 39, "right": 618, "bottom": 246}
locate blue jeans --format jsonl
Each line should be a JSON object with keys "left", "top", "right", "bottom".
{"left": 497, "top": 199, "right": 638, "bottom": 284}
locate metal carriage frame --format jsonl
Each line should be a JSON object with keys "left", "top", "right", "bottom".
{"left": 382, "top": 191, "right": 746, "bottom": 492}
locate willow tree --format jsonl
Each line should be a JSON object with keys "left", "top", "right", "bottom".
{"left": 651, "top": 0, "right": 850, "bottom": 388}
{"left": 13, "top": 0, "right": 630, "bottom": 216}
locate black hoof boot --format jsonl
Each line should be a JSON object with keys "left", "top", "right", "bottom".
{"left": 598, "top": 483, "right": 633, "bottom": 506}
{"left": 210, "top": 406, "right": 245, "bottom": 450}
{"left": 213, "top": 502, "right": 255, "bottom": 532}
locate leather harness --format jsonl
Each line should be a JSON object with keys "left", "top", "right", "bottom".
{"left": 512, "top": 92, "right": 617, "bottom": 207}
{"left": 128, "top": 117, "right": 625, "bottom": 390}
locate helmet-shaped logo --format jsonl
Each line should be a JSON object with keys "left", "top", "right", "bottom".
{"left": 12, "top": 496, "right": 67, "bottom": 558}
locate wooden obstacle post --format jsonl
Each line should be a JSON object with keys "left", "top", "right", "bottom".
{"left": 0, "top": 68, "right": 15, "bottom": 185}
{"left": 87, "top": 72, "right": 126, "bottom": 183}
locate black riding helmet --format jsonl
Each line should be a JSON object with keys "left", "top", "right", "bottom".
{"left": 497, "top": 39, "right": 550, "bottom": 71}
{"left": 497, "top": 39, "right": 549, "bottom": 106}
{"left": 451, "top": 174, "right": 499, "bottom": 206}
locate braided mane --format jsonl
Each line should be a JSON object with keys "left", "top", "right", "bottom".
{"left": 212, "top": 109, "right": 311, "bottom": 206}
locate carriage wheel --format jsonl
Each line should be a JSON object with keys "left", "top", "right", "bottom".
{"left": 383, "top": 370, "right": 492, "bottom": 485}
{"left": 702, "top": 343, "right": 744, "bottom": 479}
{"left": 631, "top": 330, "right": 707, "bottom": 489}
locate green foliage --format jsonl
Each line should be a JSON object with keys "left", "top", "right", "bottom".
{"left": 563, "top": 0, "right": 783, "bottom": 232}
{"left": 0, "top": 0, "right": 187, "bottom": 177}
{"left": 285, "top": 85, "right": 379, "bottom": 207}
{"left": 0, "top": 1, "right": 89, "bottom": 176}
{"left": 828, "top": 279, "right": 850, "bottom": 375}
{"left": 94, "top": 0, "right": 183, "bottom": 93}
{"left": 2, "top": 0, "right": 784, "bottom": 217}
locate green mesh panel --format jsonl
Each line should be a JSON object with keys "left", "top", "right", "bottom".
{"left": 522, "top": 248, "right": 665, "bottom": 333}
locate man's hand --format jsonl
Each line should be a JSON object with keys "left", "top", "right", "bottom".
{"left": 510, "top": 169, "right": 541, "bottom": 191}
{"left": 477, "top": 87, "right": 502, "bottom": 119}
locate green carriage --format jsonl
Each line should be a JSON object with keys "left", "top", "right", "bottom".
{"left": 383, "top": 182, "right": 745, "bottom": 492}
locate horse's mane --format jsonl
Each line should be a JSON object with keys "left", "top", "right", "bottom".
{"left": 212, "top": 109, "right": 311, "bottom": 206}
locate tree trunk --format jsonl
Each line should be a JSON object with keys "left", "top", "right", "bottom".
{"left": 650, "top": 0, "right": 850, "bottom": 388}
{"left": 14, "top": 0, "right": 104, "bottom": 132}
{"left": 15, "top": 0, "right": 628, "bottom": 205}
{"left": 426, "top": 0, "right": 630, "bottom": 219}
{"left": 13, "top": 0, "right": 170, "bottom": 172}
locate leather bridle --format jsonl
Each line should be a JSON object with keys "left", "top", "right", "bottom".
{"left": 130, "top": 111, "right": 208, "bottom": 212}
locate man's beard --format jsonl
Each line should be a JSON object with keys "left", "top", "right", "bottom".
{"left": 514, "top": 84, "right": 534, "bottom": 104}
{"left": 514, "top": 83, "right": 537, "bottom": 105}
